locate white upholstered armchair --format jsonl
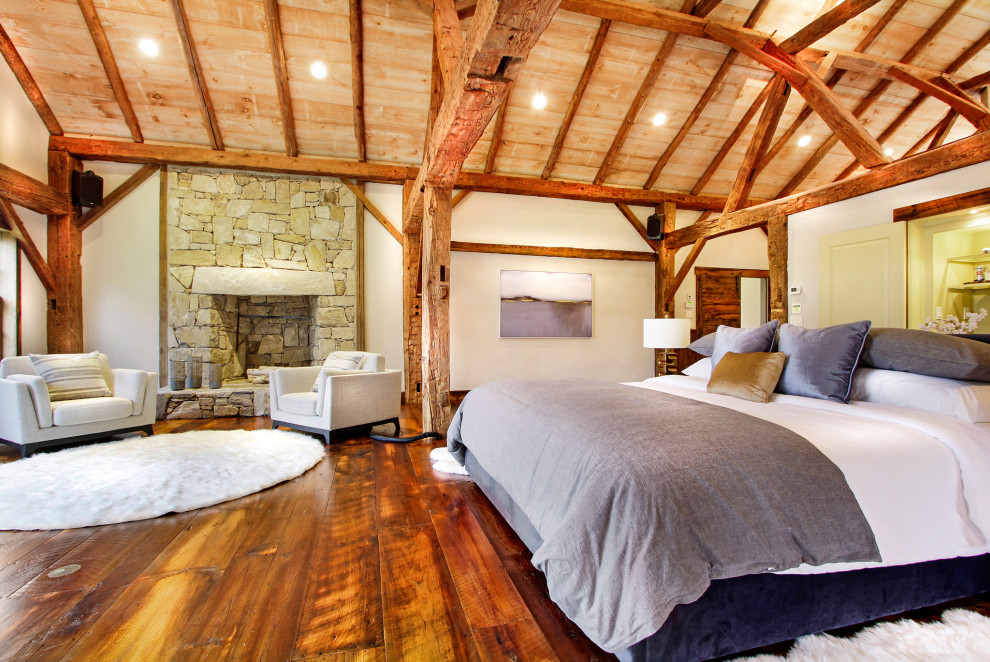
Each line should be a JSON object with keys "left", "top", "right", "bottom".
{"left": 269, "top": 351, "right": 401, "bottom": 444}
{"left": 0, "top": 353, "right": 157, "bottom": 458}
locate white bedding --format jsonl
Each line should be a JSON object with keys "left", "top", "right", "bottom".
{"left": 631, "top": 375, "right": 990, "bottom": 575}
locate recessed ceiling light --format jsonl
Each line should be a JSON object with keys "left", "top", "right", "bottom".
{"left": 138, "top": 39, "right": 159, "bottom": 57}
{"left": 310, "top": 61, "right": 328, "bottom": 80}
{"left": 652, "top": 112, "right": 667, "bottom": 126}
{"left": 884, "top": 147, "right": 894, "bottom": 157}
{"left": 532, "top": 93, "right": 547, "bottom": 110}
{"left": 797, "top": 135, "right": 812, "bottom": 147}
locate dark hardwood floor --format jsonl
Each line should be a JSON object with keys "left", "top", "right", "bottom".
{"left": 0, "top": 405, "right": 987, "bottom": 661}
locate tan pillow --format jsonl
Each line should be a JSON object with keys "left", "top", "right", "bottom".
{"left": 29, "top": 352, "right": 111, "bottom": 402}
{"left": 707, "top": 351, "right": 785, "bottom": 403}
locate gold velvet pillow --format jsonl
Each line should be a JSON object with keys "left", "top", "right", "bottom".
{"left": 706, "top": 351, "right": 785, "bottom": 403}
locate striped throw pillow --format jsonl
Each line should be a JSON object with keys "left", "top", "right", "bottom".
{"left": 29, "top": 352, "right": 111, "bottom": 402}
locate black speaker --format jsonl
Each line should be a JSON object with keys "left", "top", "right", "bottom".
{"left": 71, "top": 170, "right": 104, "bottom": 208}
{"left": 646, "top": 213, "right": 665, "bottom": 239}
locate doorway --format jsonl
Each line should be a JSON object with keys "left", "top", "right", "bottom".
{"left": 694, "top": 267, "right": 770, "bottom": 336}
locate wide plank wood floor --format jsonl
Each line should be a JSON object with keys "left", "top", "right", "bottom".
{"left": 0, "top": 404, "right": 987, "bottom": 661}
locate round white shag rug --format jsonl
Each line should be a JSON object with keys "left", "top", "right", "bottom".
{"left": 738, "top": 608, "right": 990, "bottom": 661}
{"left": 0, "top": 429, "right": 325, "bottom": 530}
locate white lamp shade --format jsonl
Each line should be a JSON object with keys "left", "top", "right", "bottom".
{"left": 643, "top": 318, "right": 691, "bottom": 349}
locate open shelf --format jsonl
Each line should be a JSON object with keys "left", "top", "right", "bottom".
{"left": 948, "top": 253, "right": 990, "bottom": 264}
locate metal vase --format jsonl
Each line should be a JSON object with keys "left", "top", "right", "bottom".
{"left": 185, "top": 356, "right": 202, "bottom": 389}
{"left": 168, "top": 360, "right": 186, "bottom": 391}
{"left": 206, "top": 363, "right": 223, "bottom": 389}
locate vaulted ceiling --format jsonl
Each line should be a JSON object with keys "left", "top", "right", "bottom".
{"left": 3, "top": 0, "right": 989, "bottom": 207}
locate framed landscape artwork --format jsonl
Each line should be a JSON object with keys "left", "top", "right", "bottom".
{"left": 499, "top": 270, "right": 593, "bottom": 338}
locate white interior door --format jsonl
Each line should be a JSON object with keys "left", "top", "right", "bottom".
{"left": 819, "top": 223, "right": 906, "bottom": 328}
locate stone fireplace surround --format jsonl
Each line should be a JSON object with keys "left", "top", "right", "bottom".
{"left": 159, "top": 168, "right": 359, "bottom": 419}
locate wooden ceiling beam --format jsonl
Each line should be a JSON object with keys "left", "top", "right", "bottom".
{"left": 424, "top": 39, "right": 444, "bottom": 158}
{"left": 0, "top": 22, "right": 62, "bottom": 136}
{"left": 455, "top": 1, "right": 478, "bottom": 19}
{"left": 51, "top": 136, "right": 739, "bottom": 210}
{"left": 350, "top": 0, "right": 366, "bottom": 162}
{"left": 451, "top": 189, "right": 471, "bottom": 207}
{"left": 77, "top": 164, "right": 158, "bottom": 232}
{"left": 263, "top": 0, "right": 298, "bottom": 157}
{"left": 432, "top": 0, "right": 464, "bottom": 92}
{"left": 458, "top": 171, "right": 745, "bottom": 209}
{"left": 723, "top": 77, "right": 789, "bottom": 213}
{"left": 756, "top": 0, "right": 906, "bottom": 172}
{"left": 829, "top": 2, "right": 983, "bottom": 183}
{"left": 451, "top": 241, "right": 656, "bottom": 261}
{"left": 404, "top": 0, "right": 562, "bottom": 231}
{"left": 341, "top": 178, "right": 402, "bottom": 243}
{"left": 52, "top": 136, "right": 417, "bottom": 183}
{"left": 705, "top": 24, "right": 890, "bottom": 169}
{"left": 927, "top": 111, "right": 958, "bottom": 151}
{"left": 0, "top": 198, "right": 56, "bottom": 293}
{"left": 484, "top": 83, "right": 512, "bottom": 174}
{"left": 594, "top": 0, "right": 714, "bottom": 186}
{"left": 167, "top": 0, "right": 223, "bottom": 151}
{"left": 542, "top": 18, "right": 611, "bottom": 180}
{"left": 887, "top": 67, "right": 990, "bottom": 130}
{"left": 963, "top": 70, "right": 990, "bottom": 91}
{"left": 0, "top": 162, "right": 73, "bottom": 215}
{"left": 665, "top": 129, "right": 990, "bottom": 248}
{"left": 643, "top": 0, "right": 772, "bottom": 190}
{"left": 77, "top": 0, "right": 143, "bottom": 143}
{"left": 779, "top": 0, "right": 882, "bottom": 53}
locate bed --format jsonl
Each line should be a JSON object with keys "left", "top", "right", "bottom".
{"left": 446, "top": 325, "right": 990, "bottom": 661}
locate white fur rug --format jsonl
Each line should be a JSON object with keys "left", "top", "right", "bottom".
{"left": 739, "top": 608, "right": 990, "bottom": 661}
{"left": 0, "top": 429, "right": 324, "bottom": 530}
{"left": 429, "top": 447, "right": 469, "bottom": 475}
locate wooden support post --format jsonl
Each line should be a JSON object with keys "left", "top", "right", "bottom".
{"left": 420, "top": 185, "right": 453, "bottom": 434}
{"left": 655, "top": 203, "right": 676, "bottom": 374}
{"left": 355, "top": 180, "right": 366, "bottom": 351}
{"left": 402, "top": 181, "right": 422, "bottom": 405}
{"left": 767, "top": 212, "right": 787, "bottom": 325}
{"left": 46, "top": 149, "right": 83, "bottom": 353}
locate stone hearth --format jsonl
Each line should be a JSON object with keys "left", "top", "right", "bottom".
{"left": 165, "top": 167, "right": 359, "bottom": 387}
{"left": 157, "top": 382, "right": 270, "bottom": 420}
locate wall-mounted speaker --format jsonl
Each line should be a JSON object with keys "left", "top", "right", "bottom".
{"left": 646, "top": 213, "right": 665, "bottom": 239}
{"left": 71, "top": 170, "right": 104, "bottom": 208}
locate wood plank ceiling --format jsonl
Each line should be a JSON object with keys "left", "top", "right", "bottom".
{"left": 3, "top": 0, "right": 989, "bottom": 204}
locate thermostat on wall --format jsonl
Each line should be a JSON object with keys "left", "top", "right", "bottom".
{"left": 789, "top": 285, "right": 802, "bottom": 295}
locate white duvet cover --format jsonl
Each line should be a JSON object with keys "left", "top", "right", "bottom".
{"left": 631, "top": 375, "right": 990, "bottom": 574}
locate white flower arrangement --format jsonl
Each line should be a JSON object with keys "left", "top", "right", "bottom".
{"left": 920, "top": 308, "right": 988, "bottom": 334}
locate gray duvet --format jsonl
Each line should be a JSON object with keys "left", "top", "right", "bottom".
{"left": 447, "top": 378, "right": 880, "bottom": 652}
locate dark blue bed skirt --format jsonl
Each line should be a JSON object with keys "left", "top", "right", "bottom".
{"left": 463, "top": 450, "right": 990, "bottom": 662}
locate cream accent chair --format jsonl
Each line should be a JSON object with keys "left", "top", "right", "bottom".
{"left": 269, "top": 351, "right": 401, "bottom": 444}
{"left": 0, "top": 354, "right": 157, "bottom": 458}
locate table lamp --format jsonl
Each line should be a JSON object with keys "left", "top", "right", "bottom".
{"left": 643, "top": 317, "right": 691, "bottom": 376}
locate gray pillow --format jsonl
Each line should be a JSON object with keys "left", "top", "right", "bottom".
{"left": 860, "top": 328, "right": 990, "bottom": 382}
{"left": 687, "top": 332, "right": 716, "bottom": 357}
{"left": 775, "top": 321, "right": 871, "bottom": 403}
{"left": 711, "top": 320, "right": 780, "bottom": 367}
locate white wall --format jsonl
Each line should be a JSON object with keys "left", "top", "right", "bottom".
{"left": 789, "top": 160, "right": 990, "bottom": 329}
{"left": 0, "top": 61, "right": 49, "bottom": 355}
{"left": 80, "top": 163, "right": 161, "bottom": 374}
{"left": 361, "top": 187, "right": 770, "bottom": 389}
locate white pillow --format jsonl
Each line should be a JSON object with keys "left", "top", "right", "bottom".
{"left": 681, "top": 358, "right": 713, "bottom": 380}
{"left": 850, "top": 367, "right": 990, "bottom": 423}
{"left": 322, "top": 352, "right": 366, "bottom": 371}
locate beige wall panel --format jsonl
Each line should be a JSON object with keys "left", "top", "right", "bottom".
{"left": 819, "top": 223, "right": 907, "bottom": 328}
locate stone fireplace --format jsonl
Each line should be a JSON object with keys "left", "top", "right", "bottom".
{"left": 165, "top": 167, "right": 359, "bottom": 385}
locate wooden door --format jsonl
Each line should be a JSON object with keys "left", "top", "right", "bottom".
{"left": 695, "top": 267, "right": 770, "bottom": 336}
